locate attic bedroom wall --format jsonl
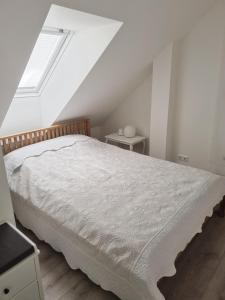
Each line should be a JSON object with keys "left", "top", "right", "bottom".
{"left": 0, "top": 1, "right": 219, "bottom": 139}
{"left": 171, "top": 0, "right": 225, "bottom": 172}
{"left": 102, "top": 70, "right": 152, "bottom": 154}
{"left": 210, "top": 24, "right": 225, "bottom": 176}
{"left": 101, "top": 0, "right": 225, "bottom": 173}
{"left": 0, "top": 97, "right": 42, "bottom": 136}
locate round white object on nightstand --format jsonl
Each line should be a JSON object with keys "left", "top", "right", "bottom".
{"left": 124, "top": 125, "right": 136, "bottom": 138}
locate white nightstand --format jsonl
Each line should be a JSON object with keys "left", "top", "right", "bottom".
{"left": 105, "top": 133, "right": 146, "bottom": 153}
{"left": 0, "top": 222, "right": 44, "bottom": 300}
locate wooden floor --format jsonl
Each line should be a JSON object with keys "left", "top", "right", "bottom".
{"left": 20, "top": 213, "right": 225, "bottom": 300}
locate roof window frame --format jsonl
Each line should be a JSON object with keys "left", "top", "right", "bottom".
{"left": 15, "top": 27, "right": 70, "bottom": 98}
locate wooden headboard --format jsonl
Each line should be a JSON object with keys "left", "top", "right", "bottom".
{"left": 0, "top": 119, "right": 90, "bottom": 155}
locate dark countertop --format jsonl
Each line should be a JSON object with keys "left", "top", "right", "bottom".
{"left": 0, "top": 223, "right": 34, "bottom": 275}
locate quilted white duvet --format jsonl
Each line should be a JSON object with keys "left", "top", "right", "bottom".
{"left": 4, "top": 135, "right": 225, "bottom": 300}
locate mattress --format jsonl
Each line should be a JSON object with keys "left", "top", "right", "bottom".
{"left": 4, "top": 135, "right": 225, "bottom": 300}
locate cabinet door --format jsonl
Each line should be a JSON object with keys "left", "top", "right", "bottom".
{"left": 0, "top": 256, "right": 36, "bottom": 300}
{"left": 12, "top": 281, "right": 40, "bottom": 300}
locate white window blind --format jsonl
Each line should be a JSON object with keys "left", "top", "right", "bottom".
{"left": 16, "top": 28, "right": 68, "bottom": 96}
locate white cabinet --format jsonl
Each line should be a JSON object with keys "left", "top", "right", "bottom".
{"left": 0, "top": 256, "right": 37, "bottom": 300}
{"left": 12, "top": 281, "right": 40, "bottom": 300}
{"left": 0, "top": 223, "right": 44, "bottom": 300}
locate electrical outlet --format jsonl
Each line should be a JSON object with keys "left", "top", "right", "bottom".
{"left": 178, "top": 154, "right": 189, "bottom": 163}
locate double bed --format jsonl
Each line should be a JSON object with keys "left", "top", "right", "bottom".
{"left": 1, "top": 119, "right": 225, "bottom": 300}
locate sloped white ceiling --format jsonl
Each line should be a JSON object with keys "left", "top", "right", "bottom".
{"left": 0, "top": 0, "right": 218, "bottom": 127}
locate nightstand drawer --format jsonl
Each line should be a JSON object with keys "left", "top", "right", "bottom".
{"left": 12, "top": 281, "right": 40, "bottom": 300}
{"left": 0, "top": 256, "right": 36, "bottom": 299}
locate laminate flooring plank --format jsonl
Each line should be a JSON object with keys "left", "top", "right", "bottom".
{"left": 159, "top": 215, "right": 225, "bottom": 300}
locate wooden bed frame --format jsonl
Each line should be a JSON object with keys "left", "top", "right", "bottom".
{"left": 0, "top": 119, "right": 90, "bottom": 155}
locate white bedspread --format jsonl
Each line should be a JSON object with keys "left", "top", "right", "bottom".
{"left": 4, "top": 135, "right": 225, "bottom": 300}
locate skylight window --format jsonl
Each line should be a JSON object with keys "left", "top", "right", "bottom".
{"left": 16, "top": 28, "right": 69, "bottom": 96}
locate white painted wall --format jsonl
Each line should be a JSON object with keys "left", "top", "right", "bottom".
{"left": 102, "top": 71, "right": 152, "bottom": 154}
{"left": 90, "top": 126, "right": 102, "bottom": 140}
{"left": 210, "top": 25, "right": 225, "bottom": 175}
{"left": 0, "top": 1, "right": 50, "bottom": 126}
{"left": 171, "top": 0, "right": 225, "bottom": 171}
{"left": 150, "top": 43, "right": 174, "bottom": 160}
{"left": 0, "top": 97, "right": 42, "bottom": 136}
{"left": 58, "top": 0, "right": 218, "bottom": 126}
{"left": 0, "top": 149, "right": 15, "bottom": 224}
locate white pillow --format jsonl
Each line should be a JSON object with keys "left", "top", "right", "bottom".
{"left": 4, "top": 134, "right": 90, "bottom": 175}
